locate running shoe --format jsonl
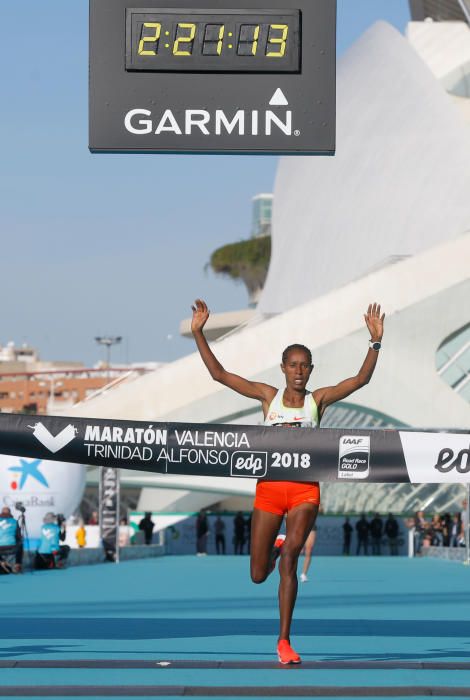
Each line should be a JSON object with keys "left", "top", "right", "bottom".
{"left": 300, "top": 572, "right": 308, "bottom": 583}
{"left": 277, "top": 639, "right": 301, "bottom": 665}
{"left": 269, "top": 534, "right": 286, "bottom": 574}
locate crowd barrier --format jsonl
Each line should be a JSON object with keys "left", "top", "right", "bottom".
{"left": 57, "top": 544, "right": 164, "bottom": 568}
{"left": 421, "top": 546, "right": 468, "bottom": 562}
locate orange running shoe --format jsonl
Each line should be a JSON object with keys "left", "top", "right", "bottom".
{"left": 277, "top": 639, "right": 301, "bottom": 665}
{"left": 269, "top": 534, "right": 285, "bottom": 574}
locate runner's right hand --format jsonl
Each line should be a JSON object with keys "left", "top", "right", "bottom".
{"left": 191, "top": 299, "right": 210, "bottom": 333}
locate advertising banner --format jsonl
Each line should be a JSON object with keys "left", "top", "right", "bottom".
{"left": 0, "top": 413, "right": 469, "bottom": 484}
{"left": 0, "top": 455, "right": 85, "bottom": 540}
{"left": 99, "top": 467, "right": 120, "bottom": 561}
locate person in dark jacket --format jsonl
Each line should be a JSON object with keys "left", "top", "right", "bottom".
{"left": 342, "top": 517, "right": 353, "bottom": 555}
{"left": 233, "top": 512, "right": 246, "bottom": 555}
{"left": 356, "top": 514, "right": 369, "bottom": 555}
{"left": 370, "top": 513, "right": 383, "bottom": 555}
{"left": 196, "top": 510, "right": 209, "bottom": 555}
{"left": 384, "top": 513, "right": 399, "bottom": 555}
{"left": 139, "top": 512, "right": 155, "bottom": 545}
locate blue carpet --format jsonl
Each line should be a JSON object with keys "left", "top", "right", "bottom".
{"left": 1, "top": 556, "right": 470, "bottom": 697}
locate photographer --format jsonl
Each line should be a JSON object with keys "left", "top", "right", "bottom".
{"left": 56, "top": 514, "right": 70, "bottom": 566}
{"left": 34, "top": 513, "right": 68, "bottom": 570}
{"left": 0, "top": 506, "right": 22, "bottom": 574}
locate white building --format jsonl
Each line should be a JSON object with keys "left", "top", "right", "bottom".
{"left": 72, "top": 7, "right": 470, "bottom": 517}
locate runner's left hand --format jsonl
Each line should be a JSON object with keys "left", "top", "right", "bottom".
{"left": 364, "top": 303, "right": 384, "bottom": 341}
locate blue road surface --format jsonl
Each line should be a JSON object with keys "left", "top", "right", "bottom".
{"left": 2, "top": 555, "right": 470, "bottom": 698}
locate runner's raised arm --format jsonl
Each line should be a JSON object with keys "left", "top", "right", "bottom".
{"left": 191, "top": 299, "right": 276, "bottom": 407}
{"left": 313, "top": 302, "right": 385, "bottom": 416}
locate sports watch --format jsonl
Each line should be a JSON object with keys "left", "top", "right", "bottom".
{"left": 369, "top": 340, "right": 382, "bottom": 351}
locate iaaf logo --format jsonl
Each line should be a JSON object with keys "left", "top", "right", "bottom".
{"left": 338, "top": 436, "right": 370, "bottom": 480}
{"left": 125, "top": 89, "right": 296, "bottom": 138}
{"left": 28, "top": 422, "right": 77, "bottom": 454}
{"left": 230, "top": 451, "right": 268, "bottom": 478}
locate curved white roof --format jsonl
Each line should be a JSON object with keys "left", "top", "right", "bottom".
{"left": 259, "top": 22, "right": 470, "bottom": 314}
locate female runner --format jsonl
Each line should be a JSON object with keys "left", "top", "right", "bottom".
{"left": 191, "top": 299, "right": 385, "bottom": 664}
{"left": 300, "top": 524, "right": 317, "bottom": 583}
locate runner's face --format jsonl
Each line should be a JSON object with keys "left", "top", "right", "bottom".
{"left": 281, "top": 349, "right": 313, "bottom": 390}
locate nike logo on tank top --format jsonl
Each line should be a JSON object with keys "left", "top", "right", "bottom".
{"left": 264, "top": 390, "right": 319, "bottom": 429}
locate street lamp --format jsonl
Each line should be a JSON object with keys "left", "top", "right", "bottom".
{"left": 95, "top": 336, "right": 122, "bottom": 372}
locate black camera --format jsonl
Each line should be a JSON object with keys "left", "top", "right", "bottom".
{"left": 57, "top": 514, "right": 66, "bottom": 525}
{"left": 15, "top": 502, "right": 26, "bottom": 513}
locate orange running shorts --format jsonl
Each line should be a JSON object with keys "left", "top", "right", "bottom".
{"left": 254, "top": 481, "right": 320, "bottom": 516}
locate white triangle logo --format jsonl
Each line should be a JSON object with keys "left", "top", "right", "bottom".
{"left": 269, "top": 88, "right": 289, "bottom": 107}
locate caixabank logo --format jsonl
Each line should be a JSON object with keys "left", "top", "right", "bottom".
{"left": 0, "top": 455, "right": 86, "bottom": 539}
{"left": 399, "top": 432, "right": 470, "bottom": 483}
{"left": 338, "top": 436, "right": 370, "bottom": 480}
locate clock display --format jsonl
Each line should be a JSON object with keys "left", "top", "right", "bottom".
{"left": 126, "top": 8, "right": 301, "bottom": 72}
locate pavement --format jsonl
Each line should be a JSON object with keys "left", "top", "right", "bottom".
{"left": 1, "top": 554, "right": 470, "bottom": 698}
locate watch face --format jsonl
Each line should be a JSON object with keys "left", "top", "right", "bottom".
{"left": 371, "top": 342, "right": 381, "bottom": 351}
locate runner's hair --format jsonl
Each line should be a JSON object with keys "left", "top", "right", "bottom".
{"left": 282, "top": 344, "right": 313, "bottom": 366}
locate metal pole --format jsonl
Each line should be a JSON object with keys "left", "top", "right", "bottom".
{"left": 457, "top": 0, "right": 470, "bottom": 25}
{"left": 408, "top": 527, "right": 415, "bottom": 558}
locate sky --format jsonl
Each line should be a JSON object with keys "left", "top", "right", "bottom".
{"left": 0, "top": 0, "right": 411, "bottom": 367}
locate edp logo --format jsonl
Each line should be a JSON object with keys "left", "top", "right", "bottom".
{"left": 434, "top": 444, "right": 470, "bottom": 473}
{"left": 230, "top": 451, "right": 268, "bottom": 478}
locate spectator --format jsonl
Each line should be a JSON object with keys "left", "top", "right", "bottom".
{"left": 441, "top": 512, "right": 451, "bottom": 547}
{"left": 196, "top": 510, "right": 209, "bottom": 555}
{"left": 461, "top": 500, "right": 468, "bottom": 547}
{"left": 0, "top": 507, "right": 21, "bottom": 574}
{"left": 356, "top": 514, "right": 369, "bottom": 555}
{"left": 214, "top": 516, "right": 226, "bottom": 555}
{"left": 370, "top": 513, "right": 383, "bottom": 556}
{"left": 246, "top": 514, "right": 252, "bottom": 553}
{"left": 413, "top": 511, "right": 427, "bottom": 555}
{"left": 88, "top": 510, "right": 99, "bottom": 525}
{"left": 384, "top": 513, "right": 399, "bottom": 555}
{"left": 450, "top": 513, "right": 464, "bottom": 547}
{"left": 34, "top": 513, "right": 61, "bottom": 570}
{"left": 75, "top": 520, "right": 87, "bottom": 548}
{"left": 430, "top": 515, "right": 443, "bottom": 546}
{"left": 139, "top": 512, "right": 155, "bottom": 545}
{"left": 342, "top": 517, "right": 353, "bottom": 555}
{"left": 56, "top": 515, "right": 70, "bottom": 567}
{"left": 233, "top": 512, "right": 246, "bottom": 555}
{"left": 119, "top": 517, "right": 133, "bottom": 547}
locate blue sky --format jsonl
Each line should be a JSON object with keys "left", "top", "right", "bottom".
{"left": 0, "top": 0, "right": 410, "bottom": 366}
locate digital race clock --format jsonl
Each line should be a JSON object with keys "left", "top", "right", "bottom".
{"left": 126, "top": 9, "right": 300, "bottom": 72}
{"left": 89, "top": 0, "right": 336, "bottom": 155}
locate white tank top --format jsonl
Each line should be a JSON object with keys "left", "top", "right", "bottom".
{"left": 264, "top": 390, "right": 319, "bottom": 428}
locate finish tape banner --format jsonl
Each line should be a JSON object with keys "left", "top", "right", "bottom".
{"left": 0, "top": 413, "right": 469, "bottom": 484}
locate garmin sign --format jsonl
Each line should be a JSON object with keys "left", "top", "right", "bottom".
{"left": 124, "top": 95, "right": 293, "bottom": 137}
{"left": 89, "top": 0, "right": 336, "bottom": 154}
